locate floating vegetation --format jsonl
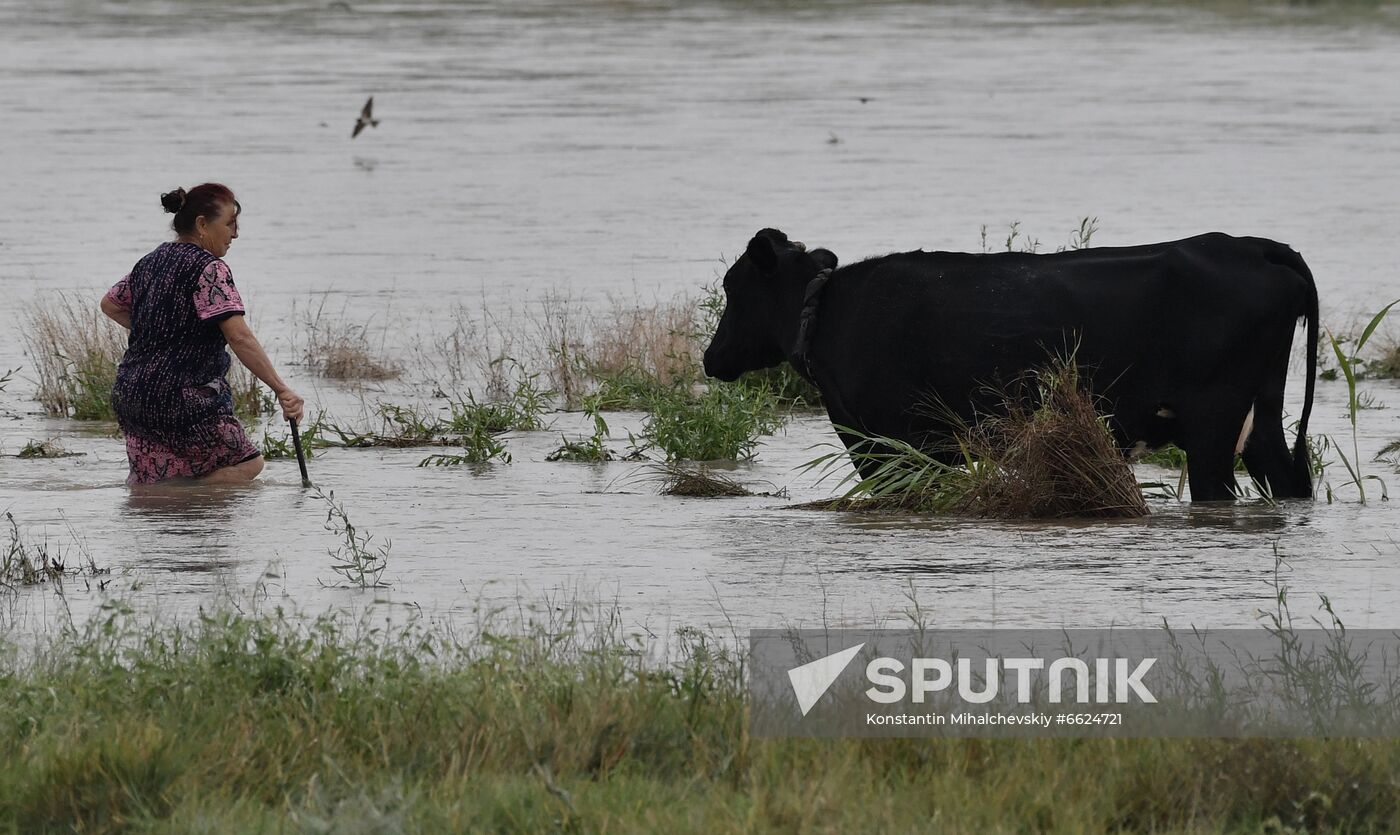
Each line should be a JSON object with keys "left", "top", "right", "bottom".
{"left": 321, "top": 382, "right": 545, "bottom": 454}
{"left": 261, "top": 417, "right": 333, "bottom": 460}
{"left": 15, "top": 439, "right": 83, "bottom": 459}
{"left": 417, "top": 422, "right": 510, "bottom": 467}
{"left": 968, "top": 360, "right": 1147, "bottom": 517}
{"left": 643, "top": 462, "right": 754, "bottom": 497}
{"left": 547, "top": 400, "right": 615, "bottom": 463}
{"left": 266, "top": 385, "right": 544, "bottom": 467}
{"left": 1377, "top": 440, "right": 1400, "bottom": 473}
{"left": 804, "top": 357, "right": 1147, "bottom": 519}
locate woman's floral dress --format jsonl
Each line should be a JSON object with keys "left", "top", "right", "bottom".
{"left": 106, "top": 241, "right": 260, "bottom": 484}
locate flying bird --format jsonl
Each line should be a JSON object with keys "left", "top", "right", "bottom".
{"left": 352, "top": 97, "right": 379, "bottom": 139}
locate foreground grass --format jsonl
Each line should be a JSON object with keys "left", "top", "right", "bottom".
{"left": 3, "top": 604, "right": 1400, "bottom": 833}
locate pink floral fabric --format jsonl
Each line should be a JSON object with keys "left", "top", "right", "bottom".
{"left": 123, "top": 407, "right": 259, "bottom": 484}
{"left": 193, "top": 260, "right": 245, "bottom": 321}
{"left": 106, "top": 273, "right": 133, "bottom": 309}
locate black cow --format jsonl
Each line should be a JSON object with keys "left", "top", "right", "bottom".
{"left": 702, "top": 228, "right": 1318, "bottom": 502}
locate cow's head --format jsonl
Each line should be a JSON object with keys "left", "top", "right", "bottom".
{"left": 703, "top": 228, "right": 838, "bottom": 382}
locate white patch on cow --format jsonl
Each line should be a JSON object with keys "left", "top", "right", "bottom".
{"left": 1156, "top": 406, "right": 1175, "bottom": 419}
{"left": 1235, "top": 406, "right": 1256, "bottom": 455}
{"left": 1128, "top": 441, "right": 1149, "bottom": 461}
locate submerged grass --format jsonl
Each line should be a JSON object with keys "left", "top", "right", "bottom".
{"left": 547, "top": 399, "right": 616, "bottom": 462}
{"left": 2, "top": 513, "right": 107, "bottom": 593}
{"left": 415, "top": 286, "right": 820, "bottom": 417}
{"left": 23, "top": 294, "right": 277, "bottom": 423}
{"left": 23, "top": 294, "right": 127, "bottom": 420}
{"left": 314, "top": 487, "right": 390, "bottom": 588}
{"left": 4, "top": 597, "right": 1400, "bottom": 832}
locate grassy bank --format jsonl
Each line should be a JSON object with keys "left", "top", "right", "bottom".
{"left": 3, "top": 603, "right": 1400, "bottom": 833}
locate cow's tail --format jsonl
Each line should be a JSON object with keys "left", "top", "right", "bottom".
{"left": 1270, "top": 242, "right": 1319, "bottom": 497}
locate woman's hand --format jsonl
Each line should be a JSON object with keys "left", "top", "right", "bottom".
{"left": 277, "top": 388, "right": 305, "bottom": 424}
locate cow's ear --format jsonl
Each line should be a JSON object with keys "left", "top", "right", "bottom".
{"left": 811, "top": 248, "right": 838, "bottom": 272}
{"left": 746, "top": 232, "right": 781, "bottom": 274}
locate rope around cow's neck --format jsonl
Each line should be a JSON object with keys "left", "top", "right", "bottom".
{"left": 790, "top": 267, "right": 833, "bottom": 382}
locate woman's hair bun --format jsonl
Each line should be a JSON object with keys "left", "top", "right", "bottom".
{"left": 160, "top": 187, "right": 187, "bottom": 214}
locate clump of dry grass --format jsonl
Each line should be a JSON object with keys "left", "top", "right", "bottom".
{"left": 532, "top": 292, "right": 703, "bottom": 410}
{"left": 965, "top": 360, "right": 1147, "bottom": 518}
{"left": 581, "top": 297, "right": 700, "bottom": 386}
{"left": 311, "top": 328, "right": 401, "bottom": 381}
{"left": 1365, "top": 340, "right": 1400, "bottom": 379}
{"left": 23, "top": 293, "right": 127, "bottom": 419}
{"left": 805, "top": 357, "right": 1147, "bottom": 519}
{"left": 415, "top": 292, "right": 705, "bottom": 411}
{"left": 302, "top": 299, "right": 401, "bottom": 381}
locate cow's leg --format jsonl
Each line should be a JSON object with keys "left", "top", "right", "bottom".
{"left": 1240, "top": 349, "right": 1311, "bottom": 499}
{"left": 1240, "top": 394, "right": 1305, "bottom": 498}
{"left": 1182, "top": 436, "right": 1239, "bottom": 501}
{"left": 1177, "top": 393, "right": 1253, "bottom": 502}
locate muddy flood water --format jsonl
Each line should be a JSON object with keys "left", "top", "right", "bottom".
{"left": 3, "top": 0, "right": 1400, "bottom": 635}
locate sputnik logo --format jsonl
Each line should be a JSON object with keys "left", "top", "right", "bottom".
{"left": 787, "top": 643, "right": 865, "bottom": 716}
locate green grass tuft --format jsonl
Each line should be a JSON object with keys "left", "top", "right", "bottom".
{"left": 635, "top": 381, "right": 784, "bottom": 462}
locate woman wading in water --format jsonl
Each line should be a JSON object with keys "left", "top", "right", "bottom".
{"left": 100, "top": 183, "right": 304, "bottom": 485}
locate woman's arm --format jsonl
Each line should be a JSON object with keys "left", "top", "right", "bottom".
{"left": 100, "top": 295, "right": 131, "bottom": 330}
{"left": 218, "top": 314, "right": 305, "bottom": 423}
